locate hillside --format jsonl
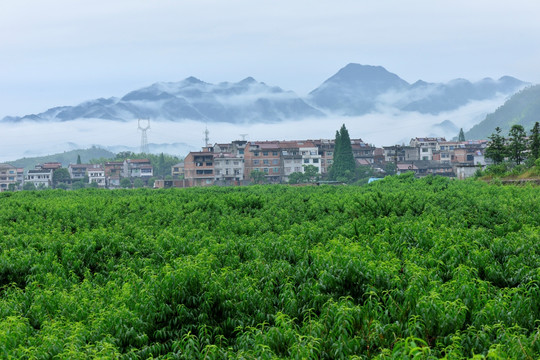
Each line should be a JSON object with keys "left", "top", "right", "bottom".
{"left": 465, "top": 84, "right": 540, "bottom": 140}
{"left": 6, "top": 147, "right": 115, "bottom": 171}
{"left": 0, "top": 177, "right": 538, "bottom": 358}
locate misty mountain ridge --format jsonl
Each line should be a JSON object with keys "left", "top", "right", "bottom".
{"left": 2, "top": 63, "right": 528, "bottom": 123}
{"left": 308, "top": 64, "right": 528, "bottom": 116}
{"left": 464, "top": 84, "right": 540, "bottom": 140}
{"left": 5, "top": 77, "right": 324, "bottom": 123}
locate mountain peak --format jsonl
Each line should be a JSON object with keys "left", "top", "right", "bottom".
{"left": 239, "top": 76, "right": 257, "bottom": 85}
{"left": 184, "top": 76, "right": 205, "bottom": 84}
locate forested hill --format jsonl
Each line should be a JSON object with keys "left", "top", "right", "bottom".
{"left": 7, "top": 147, "right": 115, "bottom": 171}
{"left": 465, "top": 84, "right": 540, "bottom": 140}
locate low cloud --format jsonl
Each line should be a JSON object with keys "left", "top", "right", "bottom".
{"left": 0, "top": 96, "right": 508, "bottom": 163}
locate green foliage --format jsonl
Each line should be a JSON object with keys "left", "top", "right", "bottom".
{"left": 458, "top": 128, "right": 466, "bottom": 142}
{"left": 530, "top": 121, "right": 540, "bottom": 160}
{"left": 288, "top": 165, "right": 320, "bottom": 184}
{"left": 72, "top": 180, "right": 86, "bottom": 190}
{"left": 465, "top": 84, "right": 540, "bottom": 140}
{"left": 508, "top": 124, "right": 527, "bottom": 165}
{"left": 133, "top": 178, "right": 145, "bottom": 188}
{"left": 22, "top": 182, "right": 36, "bottom": 191}
{"left": 485, "top": 127, "right": 507, "bottom": 164}
{"left": 52, "top": 168, "right": 71, "bottom": 188}
{"left": 0, "top": 180, "right": 539, "bottom": 358}
{"left": 120, "top": 178, "right": 132, "bottom": 188}
{"left": 329, "top": 124, "right": 356, "bottom": 182}
{"left": 8, "top": 146, "right": 115, "bottom": 171}
{"left": 250, "top": 170, "right": 266, "bottom": 184}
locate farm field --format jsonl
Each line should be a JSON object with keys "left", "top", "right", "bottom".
{"left": 0, "top": 174, "right": 539, "bottom": 359}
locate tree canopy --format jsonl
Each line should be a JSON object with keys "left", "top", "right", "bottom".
{"left": 485, "top": 127, "right": 507, "bottom": 164}
{"left": 329, "top": 124, "right": 356, "bottom": 182}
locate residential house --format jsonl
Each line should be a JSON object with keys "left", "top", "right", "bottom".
{"left": 25, "top": 166, "right": 53, "bottom": 188}
{"left": 183, "top": 150, "right": 215, "bottom": 186}
{"left": 0, "top": 163, "right": 18, "bottom": 191}
{"left": 244, "top": 141, "right": 282, "bottom": 183}
{"left": 68, "top": 164, "right": 89, "bottom": 181}
{"left": 122, "top": 159, "right": 153, "bottom": 185}
{"left": 87, "top": 164, "right": 106, "bottom": 187}
{"left": 410, "top": 137, "right": 446, "bottom": 161}
{"left": 383, "top": 146, "right": 420, "bottom": 163}
{"left": 105, "top": 161, "right": 124, "bottom": 188}
{"left": 171, "top": 162, "right": 185, "bottom": 178}
{"left": 214, "top": 153, "right": 244, "bottom": 185}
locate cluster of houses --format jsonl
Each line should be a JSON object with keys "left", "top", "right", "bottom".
{"left": 160, "top": 137, "right": 489, "bottom": 188}
{"left": 0, "top": 159, "right": 154, "bottom": 191}
{"left": 0, "top": 136, "right": 490, "bottom": 191}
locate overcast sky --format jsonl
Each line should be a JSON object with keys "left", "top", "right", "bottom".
{"left": 2, "top": 0, "right": 540, "bottom": 117}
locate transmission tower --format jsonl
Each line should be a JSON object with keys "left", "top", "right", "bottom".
{"left": 138, "top": 118, "right": 150, "bottom": 154}
{"left": 204, "top": 125, "right": 210, "bottom": 147}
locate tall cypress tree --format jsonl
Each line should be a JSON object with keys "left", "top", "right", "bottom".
{"left": 458, "top": 128, "right": 466, "bottom": 142}
{"left": 485, "top": 127, "right": 506, "bottom": 164}
{"left": 339, "top": 124, "right": 356, "bottom": 175}
{"left": 508, "top": 124, "right": 527, "bottom": 165}
{"left": 329, "top": 130, "right": 341, "bottom": 180}
{"left": 530, "top": 121, "right": 540, "bottom": 160}
{"left": 329, "top": 124, "right": 356, "bottom": 181}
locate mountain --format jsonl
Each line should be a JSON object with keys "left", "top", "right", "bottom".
{"left": 308, "top": 64, "right": 410, "bottom": 115}
{"left": 6, "top": 147, "right": 116, "bottom": 171}
{"left": 1, "top": 63, "right": 529, "bottom": 123}
{"left": 464, "top": 85, "right": 540, "bottom": 140}
{"left": 2, "top": 77, "right": 324, "bottom": 123}
{"left": 307, "top": 64, "right": 528, "bottom": 116}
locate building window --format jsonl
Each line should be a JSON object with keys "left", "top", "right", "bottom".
{"left": 263, "top": 159, "right": 269, "bottom": 165}
{"left": 272, "top": 159, "right": 279, "bottom": 165}
{"left": 254, "top": 152, "right": 259, "bottom": 156}
{"left": 273, "top": 167, "right": 279, "bottom": 173}
{"left": 326, "top": 151, "right": 333, "bottom": 156}
{"left": 253, "top": 160, "right": 260, "bottom": 165}
{"left": 263, "top": 168, "right": 269, "bottom": 173}
{"left": 263, "top": 151, "right": 268, "bottom": 156}
{"left": 304, "top": 159, "right": 310, "bottom": 164}
{"left": 313, "top": 159, "right": 319, "bottom": 163}
{"left": 272, "top": 151, "right": 278, "bottom": 156}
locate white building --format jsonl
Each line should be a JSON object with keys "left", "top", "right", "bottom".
{"left": 25, "top": 168, "right": 53, "bottom": 188}
{"left": 87, "top": 164, "right": 106, "bottom": 187}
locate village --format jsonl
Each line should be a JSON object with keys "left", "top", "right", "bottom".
{"left": 0, "top": 135, "right": 490, "bottom": 191}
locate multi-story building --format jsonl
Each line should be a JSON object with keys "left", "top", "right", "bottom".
{"left": 87, "top": 164, "right": 106, "bottom": 187}
{"left": 313, "top": 138, "right": 375, "bottom": 174}
{"left": 68, "top": 164, "right": 90, "bottom": 180}
{"left": 383, "top": 146, "right": 420, "bottom": 163}
{"left": 244, "top": 141, "right": 282, "bottom": 183}
{"left": 171, "top": 162, "right": 185, "bottom": 178}
{"left": 183, "top": 150, "right": 215, "bottom": 186}
{"left": 410, "top": 137, "right": 446, "bottom": 161}
{"left": 434, "top": 140, "right": 489, "bottom": 165}
{"left": 25, "top": 167, "right": 53, "bottom": 188}
{"left": 0, "top": 163, "right": 18, "bottom": 191}
{"left": 105, "top": 161, "right": 124, "bottom": 187}
{"left": 214, "top": 153, "right": 244, "bottom": 184}
{"left": 123, "top": 159, "right": 153, "bottom": 181}
{"left": 279, "top": 141, "right": 321, "bottom": 182}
